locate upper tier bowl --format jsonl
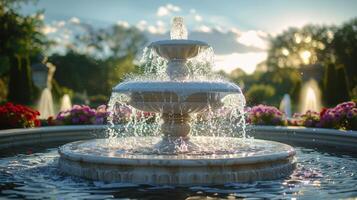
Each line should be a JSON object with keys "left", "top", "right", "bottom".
{"left": 149, "top": 40, "right": 209, "bottom": 60}
{"left": 113, "top": 81, "right": 242, "bottom": 113}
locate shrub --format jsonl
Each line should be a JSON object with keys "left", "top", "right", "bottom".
{"left": 0, "top": 102, "right": 40, "bottom": 129}
{"left": 323, "top": 64, "right": 350, "bottom": 107}
{"left": 89, "top": 95, "right": 108, "bottom": 108}
{"left": 289, "top": 110, "right": 320, "bottom": 127}
{"left": 317, "top": 101, "right": 357, "bottom": 130}
{"left": 247, "top": 105, "right": 287, "bottom": 126}
{"left": 245, "top": 84, "right": 276, "bottom": 105}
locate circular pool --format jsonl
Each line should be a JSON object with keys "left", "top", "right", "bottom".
{"left": 0, "top": 125, "right": 356, "bottom": 199}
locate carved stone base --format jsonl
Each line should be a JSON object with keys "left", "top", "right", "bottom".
{"left": 58, "top": 138, "right": 296, "bottom": 185}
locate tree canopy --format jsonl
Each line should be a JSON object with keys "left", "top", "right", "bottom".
{"left": 49, "top": 23, "right": 147, "bottom": 104}
{"left": 267, "top": 25, "right": 336, "bottom": 70}
{"left": 0, "top": 0, "right": 49, "bottom": 104}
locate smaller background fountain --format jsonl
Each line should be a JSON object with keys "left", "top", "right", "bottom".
{"left": 299, "top": 79, "right": 322, "bottom": 113}
{"left": 60, "top": 94, "right": 72, "bottom": 111}
{"left": 280, "top": 94, "right": 292, "bottom": 118}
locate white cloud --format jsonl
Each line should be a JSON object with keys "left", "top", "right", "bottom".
{"left": 37, "top": 14, "right": 45, "bottom": 20}
{"left": 69, "top": 17, "right": 80, "bottom": 24}
{"left": 190, "top": 9, "right": 196, "bottom": 14}
{"left": 194, "top": 14, "right": 202, "bottom": 22}
{"left": 196, "top": 25, "right": 212, "bottom": 33}
{"left": 135, "top": 20, "right": 166, "bottom": 34}
{"left": 43, "top": 20, "right": 66, "bottom": 35}
{"left": 53, "top": 37, "right": 62, "bottom": 43}
{"left": 157, "top": 7, "right": 169, "bottom": 17}
{"left": 167, "top": 4, "right": 180, "bottom": 12}
{"left": 42, "top": 25, "right": 57, "bottom": 34}
{"left": 136, "top": 20, "right": 147, "bottom": 31}
{"left": 147, "top": 25, "right": 157, "bottom": 34}
{"left": 155, "top": 20, "right": 166, "bottom": 34}
{"left": 63, "top": 32, "right": 70, "bottom": 39}
{"left": 156, "top": 20, "right": 164, "bottom": 27}
{"left": 230, "top": 28, "right": 241, "bottom": 35}
{"left": 214, "top": 26, "right": 225, "bottom": 33}
{"left": 146, "top": 23, "right": 166, "bottom": 34}
{"left": 236, "top": 30, "right": 269, "bottom": 50}
{"left": 117, "top": 20, "right": 129, "bottom": 28}
{"left": 214, "top": 52, "right": 267, "bottom": 74}
{"left": 156, "top": 4, "right": 181, "bottom": 17}
{"left": 56, "top": 20, "right": 66, "bottom": 27}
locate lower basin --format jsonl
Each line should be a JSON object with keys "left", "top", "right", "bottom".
{"left": 58, "top": 137, "right": 295, "bottom": 185}
{"left": 1, "top": 126, "right": 357, "bottom": 199}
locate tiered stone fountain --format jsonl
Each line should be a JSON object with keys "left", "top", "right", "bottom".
{"left": 59, "top": 17, "right": 296, "bottom": 185}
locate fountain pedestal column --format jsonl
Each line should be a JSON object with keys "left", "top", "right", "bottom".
{"left": 155, "top": 113, "right": 199, "bottom": 153}
{"left": 167, "top": 59, "right": 189, "bottom": 80}
{"left": 161, "top": 113, "right": 191, "bottom": 139}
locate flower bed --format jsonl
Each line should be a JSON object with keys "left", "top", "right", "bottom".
{"left": 0, "top": 103, "right": 41, "bottom": 129}
{"left": 248, "top": 101, "right": 357, "bottom": 130}
{"left": 1, "top": 101, "right": 356, "bottom": 131}
{"left": 48, "top": 105, "right": 110, "bottom": 125}
{"left": 246, "top": 105, "right": 287, "bottom": 126}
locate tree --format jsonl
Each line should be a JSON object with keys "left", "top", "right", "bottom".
{"left": 267, "top": 25, "right": 336, "bottom": 70}
{"left": 323, "top": 63, "right": 350, "bottom": 106}
{"left": 50, "top": 23, "right": 147, "bottom": 97}
{"left": 231, "top": 68, "right": 301, "bottom": 106}
{"left": 50, "top": 52, "right": 140, "bottom": 97}
{"left": 50, "top": 51, "right": 105, "bottom": 96}
{"left": 104, "top": 54, "right": 139, "bottom": 92}
{"left": 74, "top": 23, "right": 147, "bottom": 59}
{"left": 0, "top": 0, "right": 48, "bottom": 104}
{"left": 332, "top": 18, "right": 357, "bottom": 91}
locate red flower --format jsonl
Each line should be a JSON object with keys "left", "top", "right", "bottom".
{"left": 34, "top": 119, "right": 41, "bottom": 127}
{"left": 320, "top": 108, "right": 328, "bottom": 118}
{"left": 0, "top": 102, "right": 41, "bottom": 129}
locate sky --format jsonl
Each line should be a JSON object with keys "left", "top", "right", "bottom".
{"left": 22, "top": 0, "right": 357, "bottom": 74}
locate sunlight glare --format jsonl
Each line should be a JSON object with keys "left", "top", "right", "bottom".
{"left": 300, "top": 50, "right": 311, "bottom": 65}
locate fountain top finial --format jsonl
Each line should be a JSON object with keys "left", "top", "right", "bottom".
{"left": 171, "top": 16, "right": 188, "bottom": 40}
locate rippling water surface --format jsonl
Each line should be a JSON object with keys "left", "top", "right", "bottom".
{"left": 0, "top": 144, "right": 356, "bottom": 199}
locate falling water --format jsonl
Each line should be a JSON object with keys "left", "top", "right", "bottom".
{"left": 139, "top": 47, "right": 216, "bottom": 81}
{"left": 300, "top": 79, "right": 322, "bottom": 113}
{"left": 190, "top": 93, "right": 247, "bottom": 138}
{"left": 38, "top": 88, "right": 55, "bottom": 119}
{"left": 105, "top": 16, "right": 247, "bottom": 151}
{"left": 60, "top": 94, "right": 72, "bottom": 111}
{"left": 280, "top": 94, "right": 292, "bottom": 118}
{"left": 107, "top": 45, "right": 246, "bottom": 139}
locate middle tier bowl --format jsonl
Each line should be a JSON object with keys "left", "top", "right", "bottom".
{"left": 113, "top": 81, "right": 242, "bottom": 114}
